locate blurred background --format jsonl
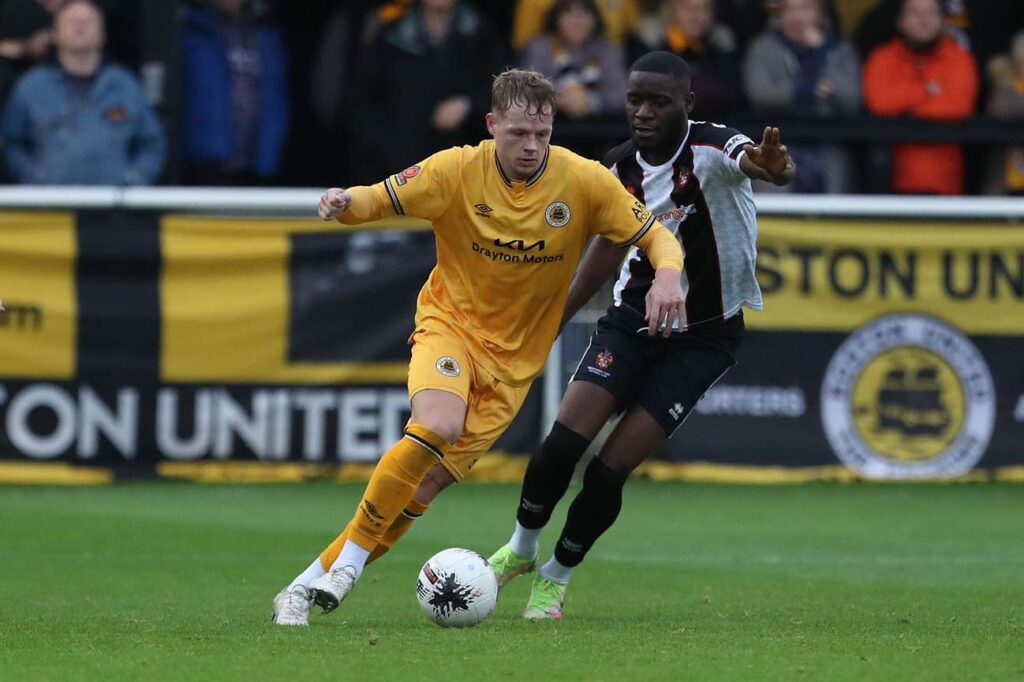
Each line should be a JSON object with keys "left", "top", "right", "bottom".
{"left": 1, "top": 0, "right": 1023, "bottom": 194}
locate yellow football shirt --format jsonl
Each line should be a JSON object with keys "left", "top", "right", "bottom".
{"left": 342, "top": 139, "right": 678, "bottom": 385}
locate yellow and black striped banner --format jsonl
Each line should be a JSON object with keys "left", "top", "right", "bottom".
{"left": 0, "top": 210, "right": 539, "bottom": 478}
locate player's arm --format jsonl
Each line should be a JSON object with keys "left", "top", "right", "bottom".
{"left": 739, "top": 126, "right": 796, "bottom": 186}
{"left": 317, "top": 186, "right": 386, "bottom": 224}
{"left": 589, "top": 165, "right": 685, "bottom": 336}
{"left": 573, "top": 225, "right": 684, "bottom": 338}
{"left": 633, "top": 221, "right": 686, "bottom": 337}
{"left": 560, "top": 236, "right": 623, "bottom": 331}
{"left": 317, "top": 151, "right": 457, "bottom": 225}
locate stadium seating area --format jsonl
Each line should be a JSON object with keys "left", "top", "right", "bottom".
{"left": 0, "top": 0, "right": 1022, "bottom": 193}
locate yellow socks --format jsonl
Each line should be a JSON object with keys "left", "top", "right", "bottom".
{"left": 369, "top": 497, "right": 429, "bottom": 563}
{"left": 318, "top": 497, "right": 431, "bottom": 570}
{"left": 347, "top": 424, "right": 446, "bottom": 552}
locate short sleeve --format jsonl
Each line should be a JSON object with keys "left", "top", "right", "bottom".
{"left": 587, "top": 161, "right": 656, "bottom": 247}
{"left": 378, "top": 147, "right": 459, "bottom": 222}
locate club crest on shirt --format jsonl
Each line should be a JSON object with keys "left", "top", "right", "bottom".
{"left": 545, "top": 201, "right": 571, "bottom": 228}
{"left": 675, "top": 171, "right": 689, "bottom": 190}
{"left": 435, "top": 356, "right": 461, "bottom": 377}
{"left": 393, "top": 165, "right": 421, "bottom": 186}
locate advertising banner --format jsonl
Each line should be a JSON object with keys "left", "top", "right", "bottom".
{"left": 0, "top": 212, "right": 541, "bottom": 476}
{"left": 659, "top": 217, "right": 1024, "bottom": 479}
{"left": 3, "top": 210, "right": 1020, "bottom": 481}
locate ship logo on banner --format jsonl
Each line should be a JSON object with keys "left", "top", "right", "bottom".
{"left": 821, "top": 314, "right": 995, "bottom": 479}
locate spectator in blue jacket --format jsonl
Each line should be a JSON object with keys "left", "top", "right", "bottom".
{"left": 180, "top": 0, "right": 288, "bottom": 185}
{"left": 1, "top": 0, "right": 166, "bottom": 185}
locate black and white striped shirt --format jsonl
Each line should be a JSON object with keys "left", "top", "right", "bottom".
{"left": 606, "top": 120, "right": 762, "bottom": 330}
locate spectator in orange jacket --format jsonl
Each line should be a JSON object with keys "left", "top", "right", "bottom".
{"left": 863, "top": 0, "right": 978, "bottom": 195}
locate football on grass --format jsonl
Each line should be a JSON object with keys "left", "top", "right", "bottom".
{"left": 416, "top": 548, "right": 499, "bottom": 628}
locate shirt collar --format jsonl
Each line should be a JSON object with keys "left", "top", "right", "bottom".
{"left": 495, "top": 145, "right": 550, "bottom": 188}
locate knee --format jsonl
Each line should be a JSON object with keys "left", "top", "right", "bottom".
{"left": 410, "top": 390, "right": 467, "bottom": 445}
{"left": 594, "top": 450, "right": 639, "bottom": 477}
{"left": 541, "top": 421, "right": 592, "bottom": 465}
{"left": 414, "top": 416, "right": 462, "bottom": 445}
{"left": 414, "top": 464, "right": 456, "bottom": 505}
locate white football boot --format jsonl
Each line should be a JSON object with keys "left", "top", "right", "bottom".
{"left": 309, "top": 565, "right": 358, "bottom": 613}
{"left": 271, "top": 586, "right": 311, "bottom": 626}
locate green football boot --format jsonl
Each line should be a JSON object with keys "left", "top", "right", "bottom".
{"left": 487, "top": 544, "right": 537, "bottom": 588}
{"left": 522, "top": 575, "right": 567, "bottom": 620}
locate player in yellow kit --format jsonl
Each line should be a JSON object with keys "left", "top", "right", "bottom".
{"left": 271, "top": 69, "right": 685, "bottom": 626}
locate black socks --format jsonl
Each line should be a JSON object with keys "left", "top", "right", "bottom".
{"left": 516, "top": 421, "right": 591, "bottom": 529}
{"left": 553, "top": 457, "right": 629, "bottom": 568}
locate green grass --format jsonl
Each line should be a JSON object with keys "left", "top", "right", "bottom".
{"left": 0, "top": 482, "right": 1022, "bottom": 681}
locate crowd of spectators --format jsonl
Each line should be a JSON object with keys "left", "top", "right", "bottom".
{"left": 0, "top": 0, "right": 1022, "bottom": 194}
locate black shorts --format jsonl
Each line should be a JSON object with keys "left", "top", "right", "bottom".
{"left": 570, "top": 308, "right": 744, "bottom": 436}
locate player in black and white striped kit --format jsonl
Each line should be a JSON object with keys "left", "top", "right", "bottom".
{"left": 488, "top": 51, "right": 796, "bottom": 619}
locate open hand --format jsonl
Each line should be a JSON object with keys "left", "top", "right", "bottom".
{"left": 318, "top": 188, "right": 351, "bottom": 221}
{"left": 743, "top": 126, "right": 790, "bottom": 178}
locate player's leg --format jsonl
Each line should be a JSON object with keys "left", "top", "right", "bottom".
{"left": 490, "top": 382, "right": 615, "bottom": 583}
{"left": 308, "top": 388, "right": 465, "bottom": 613}
{"left": 364, "top": 463, "right": 455, "bottom": 563}
{"left": 277, "top": 328, "right": 470, "bottom": 619}
{"left": 367, "top": 373, "right": 534, "bottom": 567}
{"left": 305, "top": 365, "right": 528, "bottom": 613}
{"left": 521, "top": 405, "right": 662, "bottom": 619}
{"left": 315, "top": 463, "right": 454, "bottom": 571}
{"left": 491, "top": 318, "right": 643, "bottom": 585}
{"left": 527, "top": 316, "right": 744, "bottom": 618}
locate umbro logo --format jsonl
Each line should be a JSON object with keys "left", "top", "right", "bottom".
{"left": 669, "top": 402, "right": 686, "bottom": 420}
{"left": 363, "top": 501, "right": 385, "bottom": 520}
{"left": 474, "top": 203, "right": 493, "bottom": 218}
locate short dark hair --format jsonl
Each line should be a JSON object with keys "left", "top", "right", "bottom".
{"left": 491, "top": 68, "right": 556, "bottom": 117}
{"left": 629, "top": 51, "right": 691, "bottom": 86}
{"left": 544, "top": 0, "right": 605, "bottom": 39}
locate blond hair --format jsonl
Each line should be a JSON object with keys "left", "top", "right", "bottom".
{"left": 491, "top": 68, "right": 556, "bottom": 117}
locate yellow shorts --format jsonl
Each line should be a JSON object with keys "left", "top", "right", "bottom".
{"left": 408, "top": 324, "right": 531, "bottom": 481}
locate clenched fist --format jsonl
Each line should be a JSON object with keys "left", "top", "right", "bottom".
{"left": 318, "top": 188, "right": 352, "bottom": 221}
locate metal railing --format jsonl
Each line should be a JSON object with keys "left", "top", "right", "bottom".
{"left": 1, "top": 186, "right": 1024, "bottom": 219}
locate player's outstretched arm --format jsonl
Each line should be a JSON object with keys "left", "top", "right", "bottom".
{"left": 317, "top": 188, "right": 351, "bottom": 220}
{"left": 317, "top": 186, "right": 390, "bottom": 225}
{"left": 740, "top": 126, "right": 796, "bottom": 186}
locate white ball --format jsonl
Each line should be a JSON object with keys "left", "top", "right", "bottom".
{"left": 416, "top": 548, "right": 499, "bottom": 628}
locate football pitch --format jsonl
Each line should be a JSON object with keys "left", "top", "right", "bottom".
{"left": 1, "top": 481, "right": 1021, "bottom": 681}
